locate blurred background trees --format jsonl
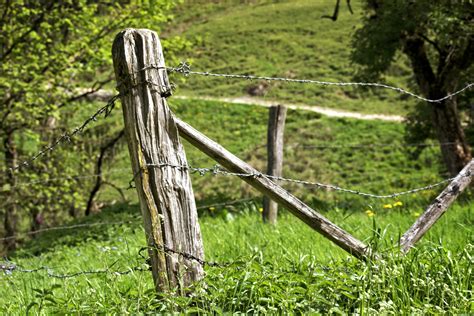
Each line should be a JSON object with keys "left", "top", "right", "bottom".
{"left": 0, "top": 0, "right": 183, "bottom": 252}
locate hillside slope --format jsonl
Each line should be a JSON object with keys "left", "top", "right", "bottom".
{"left": 164, "top": 0, "right": 416, "bottom": 115}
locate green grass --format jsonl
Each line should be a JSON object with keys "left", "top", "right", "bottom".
{"left": 164, "top": 0, "right": 417, "bottom": 115}
{"left": 0, "top": 202, "right": 471, "bottom": 314}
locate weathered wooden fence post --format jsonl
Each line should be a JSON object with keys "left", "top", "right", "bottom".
{"left": 400, "top": 159, "right": 473, "bottom": 253}
{"left": 263, "top": 105, "right": 287, "bottom": 224}
{"left": 112, "top": 29, "right": 204, "bottom": 293}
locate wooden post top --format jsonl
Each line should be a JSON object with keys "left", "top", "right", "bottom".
{"left": 112, "top": 28, "right": 172, "bottom": 99}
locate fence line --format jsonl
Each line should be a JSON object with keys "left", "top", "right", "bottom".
{"left": 140, "top": 245, "right": 239, "bottom": 268}
{"left": 163, "top": 62, "right": 473, "bottom": 103}
{"left": 342, "top": 173, "right": 450, "bottom": 186}
{"left": 0, "top": 241, "right": 342, "bottom": 279}
{"left": 0, "top": 243, "right": 238, "bottom": 278}
{"left": 0, "top": 261, "right": 148, "bottom": 278}
{"left": 139, "top": 162, "right": 461, "bottom": 199}
{"left": 3, "top": 94, "right": 119, "bottom": 175}
{"left": 0, "top": 220, "right": 137, "bottom": 242}
{"left": 287, "top": 141, "right": 458, "bottom": 150}
{"left": 0, "top": 198, "right": 259, "bottom": 243}
{"left": 0, "top": 168, "right": 131, "bottom": 193}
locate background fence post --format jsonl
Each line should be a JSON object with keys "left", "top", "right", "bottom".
{"left": 112, "top": 28, "right": 204, "bottom": 293}
{"left": 263, "top": 105, "right": 287, "bottom": 224}
{"left": 399, "top": 159, "right": 473, "bottom": 253}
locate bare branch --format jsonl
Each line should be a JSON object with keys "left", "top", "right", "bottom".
{"left": 322, "top": 0, "right": 340, "bottom": 21}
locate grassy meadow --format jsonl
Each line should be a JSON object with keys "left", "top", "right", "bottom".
{"left": 0, "top": 202, "right": 471, "bottom": 313}
{"left": 1, "top": 98, "right": 472, "bottom": 314}
{"left": 1, "top": 0, "right": 472, "bottom": 314}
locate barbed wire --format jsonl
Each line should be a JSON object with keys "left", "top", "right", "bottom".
{"left": 0, "top": 261, "right": 148, "bottom": 278}
{"left": 0, "top": 168, "right": 131, "bottom": 193}
{"left": 287, "top": 141, "right": 458, "bottom": 150}
{"left": 197, "top": 197, "right": 256, "bottom": 210}
{"left": 0, "top": 197, "right": 262, "bottom": 243}
{"left": 0, "top": 243, "right": 242, "bottom": 279}
{"left": 136, "top": 162, "right": 465, "bottom": 199}
{"left": 4, "top": 94, "right": 120, "bottom": 175}
{"left": 0, "top": 243, "right": 238, "bottom": 279}
{"left": 0, "top": 219, "right": 138, "bottom": 242}
{"left": 162, "top": 62, "right": 473, "bottom": 103}
{"left": 140, "top": 245, "right": 242, "bottom": 268}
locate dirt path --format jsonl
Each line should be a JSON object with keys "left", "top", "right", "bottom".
{"left": 83, "top": 89, "right": 404, "bottom": 122}
{"left": 174, "top": 95, "right": 404, "bottom": 122}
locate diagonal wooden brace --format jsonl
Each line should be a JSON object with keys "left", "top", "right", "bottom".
{"left": 175, "top": 118, "right": 372, "bottom": 260}
{"left": 400, "top": 159, "right": 473, "bottom": 253}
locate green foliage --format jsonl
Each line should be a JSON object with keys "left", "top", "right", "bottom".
{"left": 352, "top": 1, "right": 473, "bottom": 79}
{"left": 0, "top": 0, "right": 183, "bottom": 245}
{"left": 352, "top": 0, "right": 474, "bottom": 151}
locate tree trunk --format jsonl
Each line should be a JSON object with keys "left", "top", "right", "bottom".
{"left": 3, "top": 131, "right": 18, "bottom": 251}
{"left": 429, "top": 96, "right": 471, "bottom": 176}
{"left": 85, "top": 129, "right": 124, "bottom": 216}
{"left": 403, "top": 37, "right": 472, "bottom": 176}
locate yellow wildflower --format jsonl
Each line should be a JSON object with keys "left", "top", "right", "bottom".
{"left": 393, "top": 201, "right": 403, "bottom": 207}
{"left": 383, "top": 204, "right": 393, "bottom": 209}
{"left": 259, "top": 207, "right": 263, "bottom": 213}
{"left": 365, "top": 210, "right": 375, "bottom": 217}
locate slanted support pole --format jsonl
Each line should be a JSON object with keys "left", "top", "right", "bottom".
{"left": 112, "top": 28, "right": 204, "bottom": 293}
{"left": 175, "top": 118, "right": 371, "bottom": 260}
{"left": 400, "top": 159, "right": 473, "bottom": 253}
{"left": 263, "top": 105, "right": 287, "bottom": 224}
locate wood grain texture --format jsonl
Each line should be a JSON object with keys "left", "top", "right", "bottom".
{"left": 400, "top": 159, "right": 473, "bottom": 253}
{"left": 112, "top": 29, "right": 204, "bottom": 292}
{"left": 175, "top": 118, "right": 372, "bottom": 260}
{"left": 263, "top": 105, "right": 287, "bottom": 224}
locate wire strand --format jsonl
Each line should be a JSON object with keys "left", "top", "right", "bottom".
{"left": 287, "top": 141, "right": 458, "bottom": 150}
{"left": 164, "top": 62, "right": 473, "bottom": 103}
{"left": 0, "top": 168, "right": 131, "bottom": 193}
{"left": 0, "top": 262, "right": 148, "bottom": 278}
{"left": 141, "top": 163, "right": 464, "bottom": 199}
{"left": 4, "top": 94, "right": 120, "bottom": 175}
{"left": 0, "top": 219, "right": 137, "bottom": 242}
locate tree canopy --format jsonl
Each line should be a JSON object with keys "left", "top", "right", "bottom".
{"left": 350, "top": 0, "right": 473, "bottom": 175}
